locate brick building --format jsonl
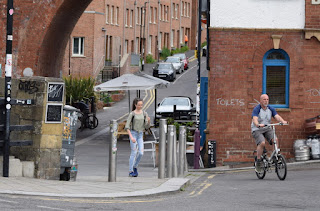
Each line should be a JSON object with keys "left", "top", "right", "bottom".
{"left": 62, "top": 0, "right": 199, "bottom": 79}
{"left": 206, "top": 0, "right": 320, "bottom": 166}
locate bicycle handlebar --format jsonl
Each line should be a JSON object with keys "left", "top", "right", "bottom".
{"left": 264, "top": 122, "right": 289, "bottom": 127}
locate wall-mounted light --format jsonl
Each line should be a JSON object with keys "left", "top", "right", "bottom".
{"left": 102, "top": 27, "right": 106, "bottom": 31}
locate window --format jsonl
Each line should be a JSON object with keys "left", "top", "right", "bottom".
{"left": 136, "top": 7, "right": 139, "bottom": 25}
{"left": 159, "top": 4, "right": 162, "bottom": 21}
{"left": 124, "top": 40, "right": 128, "bottom": 54}
{"left": 159, "top": 32, "right": 162, "bottom": 50}
{"left": 172, "top": 4, "right": 175, "bottom": 18}
{"left": 154, "top": 7, "right": 157, "bottom": 23}
{"left": 110, "top": 6, "right": 114, "bottom": 24}
{"left": 181, "top": 1, "right": 184, "bottom": 16}
{"left": 188, "top": 3, "right": 190, "bottom": 17}
{"left": 130, "top": 9, "right": 133, "bottom": 27}
{"left": 184, "top": 2, "right": 187, "bottom": 17}
{"left": 125, "top": 9, "right": 129, "bottom": 26}
{"left": 116, "top": 7, "right": 119, "bottom": 25}
{"left": 148, "top": 35, "right": 152, "bottom": 54}
{"left": 176, "top": 4, "right": 178, "bottom": 19}
{"left": 171, "top": 30, "right": 174, "bottom": 47}
{"left": 263, "top": 49, "right": 290, "bottom": 108}
{"left": 136, "top": 37, "right": 139, "bottom": 53}
{"left": 106, "top": 5, "right": 109, "bottom": 23}
{"left": 73, "top": 37, "right": 84, "bottom": 56}
{"left": 150, "top": 7, "right": 153, "bottom": 23}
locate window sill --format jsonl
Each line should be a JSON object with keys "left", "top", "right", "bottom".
{"left": 275, "top": 108, "right": 291, "bottom": 112}
{"left": 72, "top": 55, "right": 86, "bottom": 58}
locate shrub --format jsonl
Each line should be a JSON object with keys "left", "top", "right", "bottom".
{"left": 160, "top": 47, "right": 171, "bottom": 60}
{"left": 146, "top": 54, "right": 155, "bottom": 64}
{"left": 180, "top": 45, "right": 189, "bottom": 53}
{"left": 64, "top": 76, "right": 95, "bottom": 105}
{"left": 201, "top": 41, "right": 207, "bottom": 48}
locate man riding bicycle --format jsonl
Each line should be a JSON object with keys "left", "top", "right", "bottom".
{"left": 251, "top": 94, "right": 287, "bottom": 173}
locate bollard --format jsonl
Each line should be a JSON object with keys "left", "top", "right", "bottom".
{"left": 167, "top": 125, "right": 174, "bottom": 178}
{"left": 193, "top": 129, "right": 201, "bottom": 169}
{"left": 158, "top": 119, "right": 167, "bottom": 179}
{"left": 108, "top": 120, "right": 118, "bottom": 182}
{"left": 178, "top": 126, "right": 186, "bottom": 177}
{"left": 172, "top": 126, "right": 178, "bottom": 177}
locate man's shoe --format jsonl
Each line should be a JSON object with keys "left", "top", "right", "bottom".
{"left": 255, "top": 160, "right": 263, "bottom": 173}
{"left": 133, "top": 168, "right": 138, "bottom": 177}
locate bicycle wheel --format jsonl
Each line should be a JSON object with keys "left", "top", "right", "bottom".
{"left": 255, "top": 156, "right": 266, "bottom": 179}
{"left": 275, "top": 154, "right": 287, "bottom": 180}
{"left": 85, "top": 115, "right": 99, "bottom": 129}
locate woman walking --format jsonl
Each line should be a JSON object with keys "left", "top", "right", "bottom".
{"left": 125, "top": 98, "right": 150, "bottom": 177}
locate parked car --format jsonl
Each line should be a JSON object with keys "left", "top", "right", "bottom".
{"left": 164, "top": 56, "right": 184, "bottom": 74}
{"left": 156, "top": 96, "right": 195, "bottom": 120}
{"left": 202, "top": 45, "right": 207, "bottom": 57}
{"left": 173, "top": 53, "right": 189, "bottom": 70}
{"left": 153, "top": 62, "right": 176, "bottom": 81}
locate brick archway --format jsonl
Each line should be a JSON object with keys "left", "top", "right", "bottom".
{"left": 3, "top": 0, "right": 93, "bottom": 77}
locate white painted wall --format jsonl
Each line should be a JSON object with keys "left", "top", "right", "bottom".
{"left": 211, "top": 0, "right": 305, "bottom": 29}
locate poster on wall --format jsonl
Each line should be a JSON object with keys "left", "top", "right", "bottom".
{"left": 47, "top": 82, "right": 64, "bottom": 102}
{"left": 45, "top": 103, "right": 63, "bottom": 123}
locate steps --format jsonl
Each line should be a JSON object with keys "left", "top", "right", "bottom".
{"left": 0, "top": 156, "right": 34, "bottom": 177}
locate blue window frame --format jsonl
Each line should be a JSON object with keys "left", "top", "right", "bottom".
{"left": 262, "top": 49, "right": 290, "bottom": 108}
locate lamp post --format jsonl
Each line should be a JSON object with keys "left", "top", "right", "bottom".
{"left": 157, "top": 0, "right": 160, "bottom": 62}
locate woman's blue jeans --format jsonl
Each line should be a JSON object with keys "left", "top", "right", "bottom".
{"left": 129, "top": 130, "right": 144, "bottom": 172}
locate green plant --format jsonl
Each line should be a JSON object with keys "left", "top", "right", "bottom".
{"left": 160, "top": 47, "right": 171, "bottom": 60}
{"left": 64, "top": 76, "right": 95, "bottom": 105}
{"left": 180, "top": 45, "right": 189, "bottom": 53}
{"left": 201, "top": 41, "right": 207, "bottom": 48}
{"left": 146, "top": 54, "right": 155, "bottom": 64}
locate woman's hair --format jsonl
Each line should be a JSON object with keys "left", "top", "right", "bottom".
{"left": 132, "top": 98, "right": 143, "bottom": 111}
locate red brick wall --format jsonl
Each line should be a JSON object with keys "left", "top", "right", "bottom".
{"left": 207, "top": 28, "right": 320, "bottom": 166}
{"left": 306, "top": 0, "right": 320, "bottom": 29}
{"left": 0, "top": 0, "right": 93, "bottom": 77}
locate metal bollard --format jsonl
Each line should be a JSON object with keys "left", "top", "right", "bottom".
{"left": 167, "top": 125, "right": 174, "bottom": 178}
{"left": 108, "top": 120, "right": 118, "bottom": 182}
{"left": 158, "top": 119, "right": 167, "bottom": 179}
{"left": 178, "top": 126, "right": 186, "bottom": 177}
{"left": 193, "top": 129, "right": 201, "bottom": 169}
{"left": 172, "top": 126, "right": 178, "bottom": 177}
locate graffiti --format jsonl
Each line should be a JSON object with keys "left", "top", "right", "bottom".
{"left": 306, "top": 88, "right": 320, "bottom": 97}
{"left": 19, "top": 80, "right": 40, "bottom": 94}
{"left": 216, "top": 98, "right": 245, "bottom": 106}
{"left": 63, "top": 116, "right": 72, "bottom": 140}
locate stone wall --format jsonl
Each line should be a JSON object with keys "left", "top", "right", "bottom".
{"left": 0, "top": 77, "right": 64, "bottom": 179}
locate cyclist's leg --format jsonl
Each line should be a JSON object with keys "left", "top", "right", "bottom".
{"left": 264, "top": 128, "right": 274, "bottom": 145}
{"left": 252, "top": 130, "right": 266, "bottom": 159}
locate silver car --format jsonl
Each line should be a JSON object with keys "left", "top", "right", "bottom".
{"left": 156, "top": 96, "right": 195, "bottom": 120}
{"left": 164, "top": 56, "right": 184, "bottom": 74}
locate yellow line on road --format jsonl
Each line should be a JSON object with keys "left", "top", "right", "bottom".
{"left": 142, "top": 89, "right": 154, "bottom": 111}
{"left": 197, "top": 183, "right": 212, "bottom": 196}
{"left": 208, "top": 175, "right": 216, "bottom": 179}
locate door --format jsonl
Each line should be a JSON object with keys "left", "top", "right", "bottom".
{"left": 200, "top": 77, "right": 208, "bottom": 146}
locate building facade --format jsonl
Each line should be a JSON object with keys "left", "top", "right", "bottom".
{"left": 62, "top": 0, "right": 197, "bottom": 78}
{"left": 206, "top": 0, "right": 320, "bottom": 166}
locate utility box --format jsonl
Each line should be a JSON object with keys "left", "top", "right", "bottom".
{"left": 60, "top": 105, "right": 79, "bottom": 181}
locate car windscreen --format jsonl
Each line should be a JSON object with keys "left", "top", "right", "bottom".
{"left": 157, "top": 64, "right": 172, "bottom": 69}
{"left": 161, "top": 98, "right": 189, "bottom": 106}
{"left": 175, "top": 54, "right": 186, "bottom": 59}
{"left": 165, "top": 57, "right": 179, "bottom": 63}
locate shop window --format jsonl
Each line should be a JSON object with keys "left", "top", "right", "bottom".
{"left": 263, "top": 49, "right": 290, "bottom": 108}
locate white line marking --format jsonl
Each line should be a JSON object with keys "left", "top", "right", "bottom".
{"left": 173, "top": 61, "right": 205, "bottom": 85}
{"left": 37, "top": 206, "right": 66, "bottom": 211}
{"left": 0, "top": 199, "right": 19, "bottom": 204}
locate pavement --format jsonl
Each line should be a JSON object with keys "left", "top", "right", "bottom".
{"left": 1, "top": 50, "right": 319, "bottom": 198}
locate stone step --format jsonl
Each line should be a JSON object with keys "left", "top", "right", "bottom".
{"left": 0, "top": 156, "right": 34, "bottom": 177}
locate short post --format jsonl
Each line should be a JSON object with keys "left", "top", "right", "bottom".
{"left": 158, "top": 119, "right": 167, "bottom": 179}
{"left": 178, "top": 126, "right": 186, "bottom": 177}
{"left": 108, "top": 120, "right": 118, "bottom": 182}
{"left": 166, "top": 125, "right": 174, "bottom": 178}
{"left": 193, "top": 129, "right": 201, "bottom": 169}
{"left": 172, "top": 126, "right": 178, "bottom": 177}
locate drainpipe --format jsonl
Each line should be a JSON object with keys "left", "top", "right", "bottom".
{"left": 134, "top": 1, "right": 137, "bottom": 53}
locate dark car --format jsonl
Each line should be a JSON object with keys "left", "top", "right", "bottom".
{"left": 156, "top": 96, "right": 196, "bottom": 120}
{"left": 153, "top": 62, "right": 176, "bottom": 81}
{"left": 202, "top": 45, "right": 207, "bottom": 57}
{"left": 173, "top": 53, "right": 189, "bottom": 70}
